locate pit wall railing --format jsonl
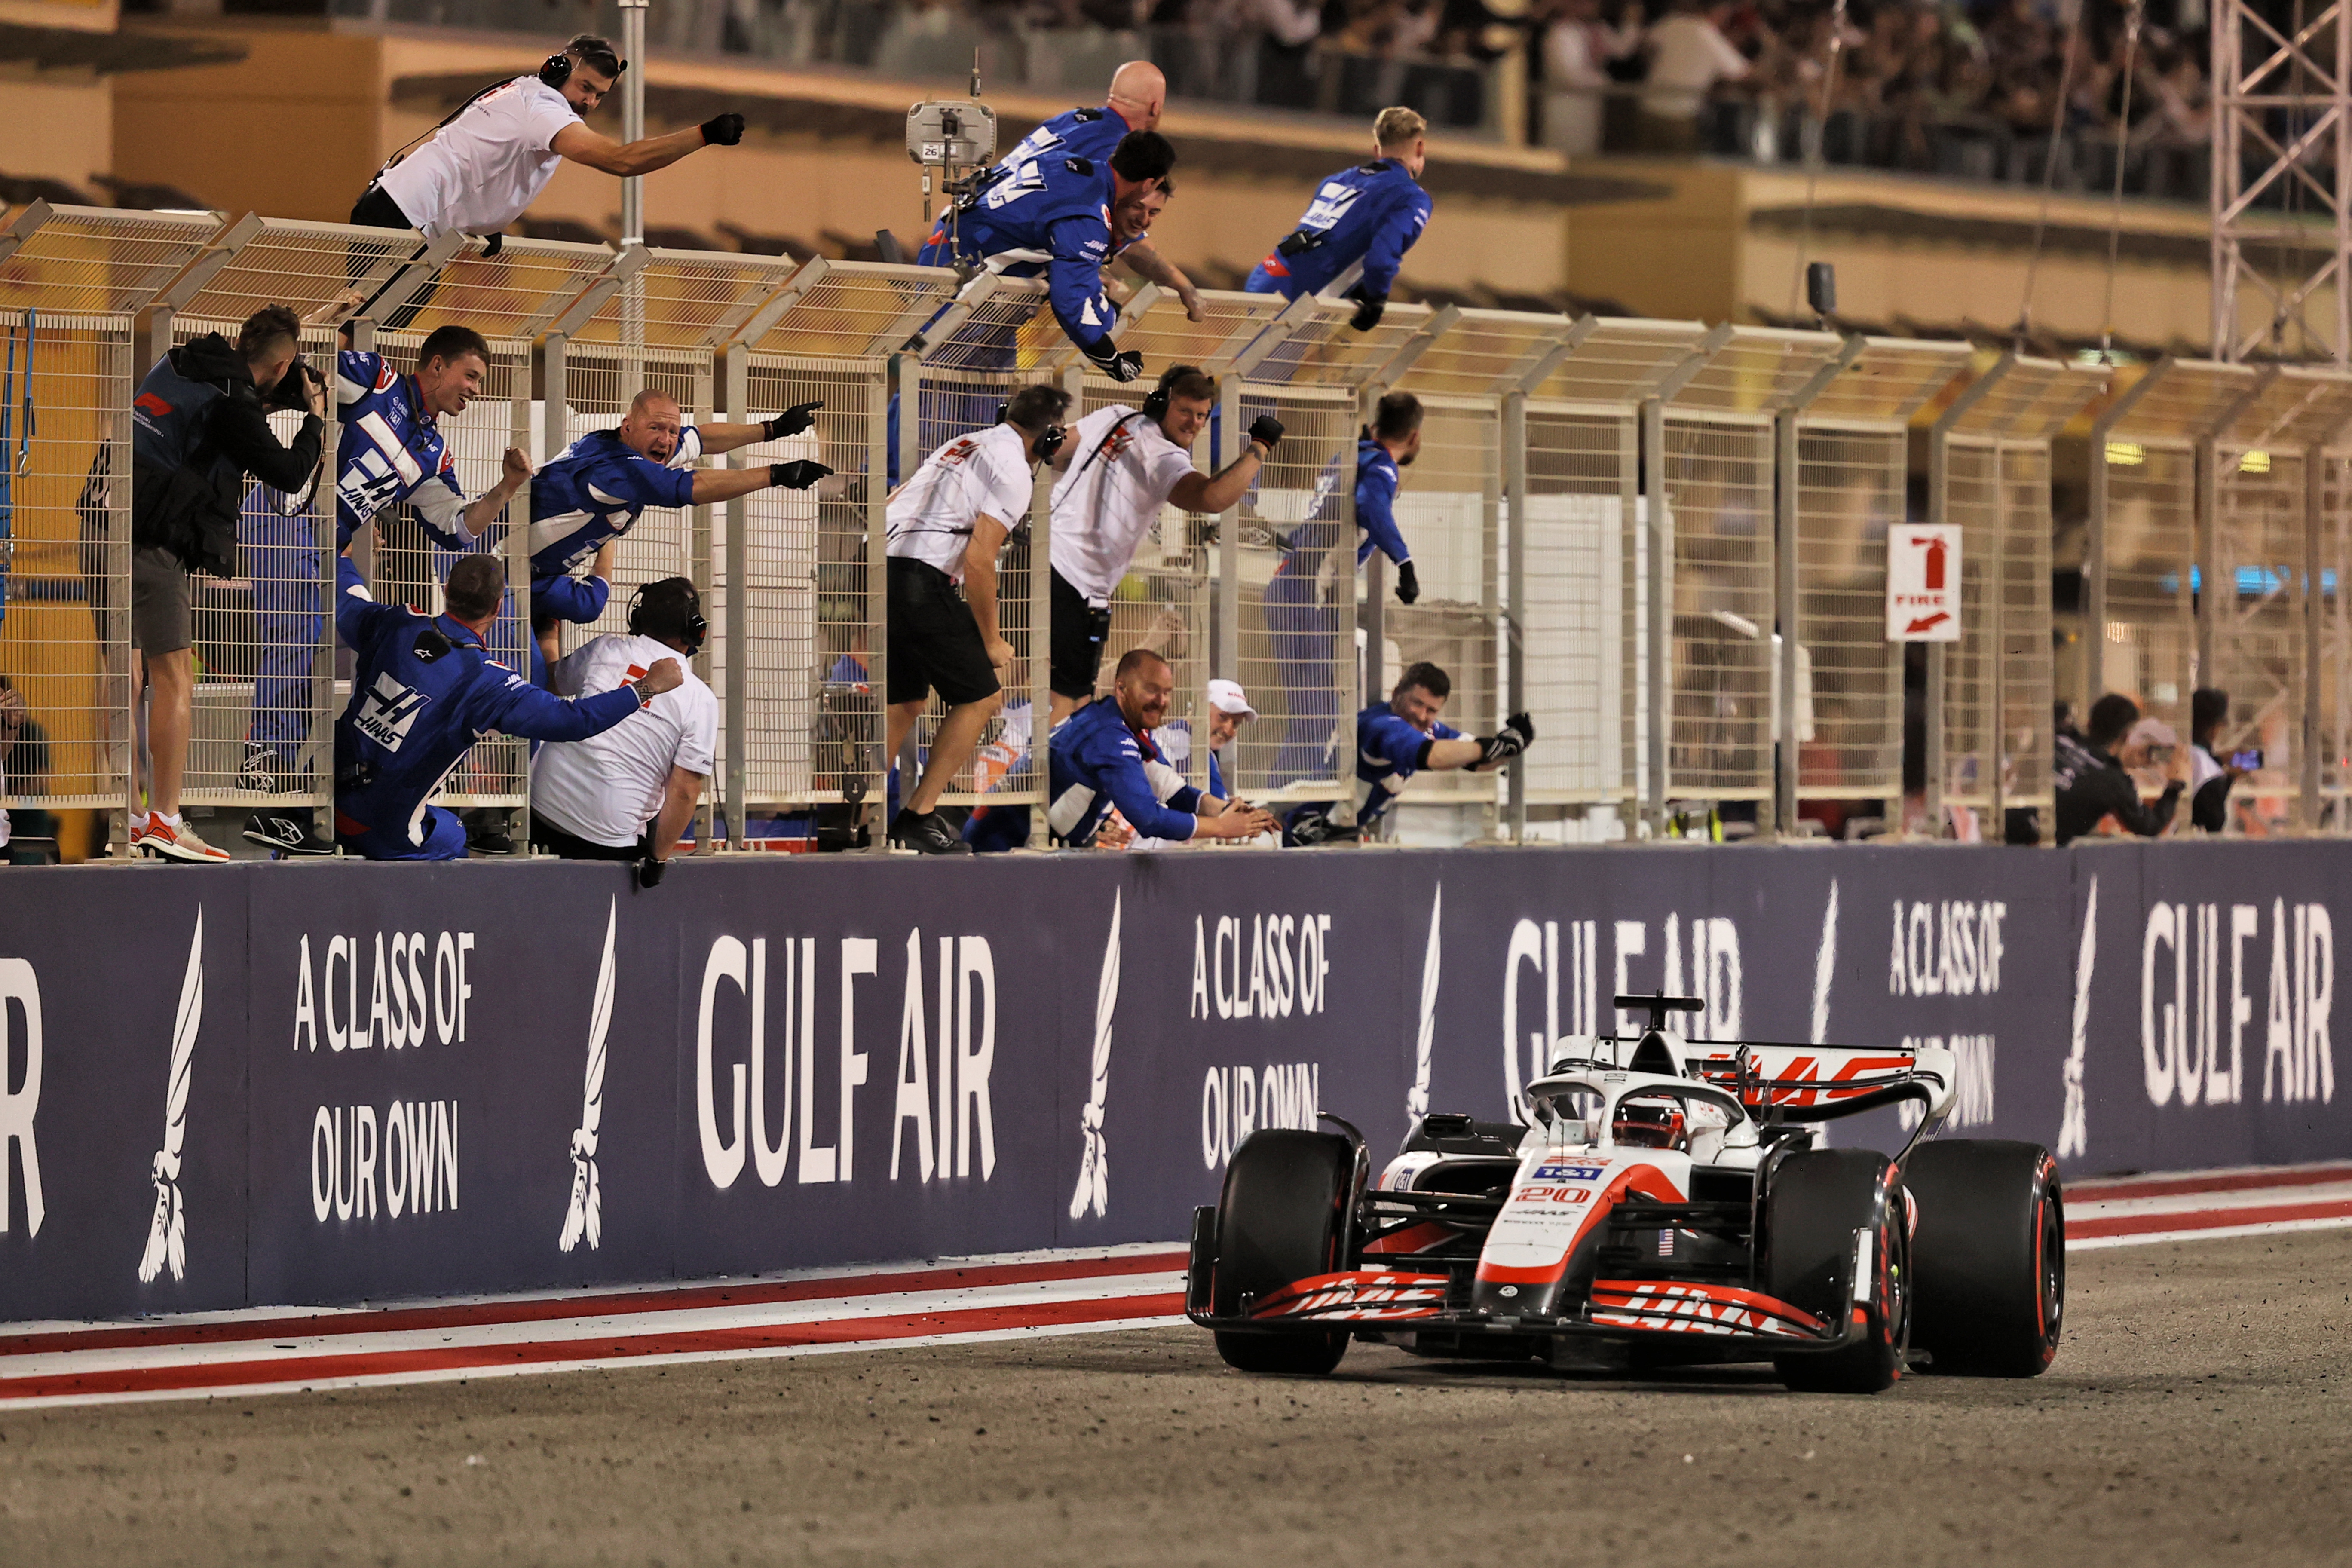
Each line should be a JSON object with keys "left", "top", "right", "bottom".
{"left": 12, "top": 200, "right": 2352, "bottom": 850}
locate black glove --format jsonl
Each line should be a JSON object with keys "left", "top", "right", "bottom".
{"left": 1349, "top": 291, "right": 1387, "bottom": 333}
{"left": 481, "top": 232, "right": 504, "bottom": 258}
{"left": 1082, "top": 338, "right": 1144, "bottom": 383}
{"left": 763, "top": 401, "right": 823, "bottom": 441}
{"left": 1477, "top": 715, "right": 1534, "bottom": 769}
{"left": 770, "top": 460, "right": 833, "bottom": 489}
{"left": 701, "top": 113, "right": 746, "bottom": 146}
{"left": 1395, "top": 559, "right": 1420, "bottom": 605}
{"left": 1247, "top": 413, "right": 1285, "bottom": 451}
{"left": 634, "top": 856, "right": 668, "bottom": 890}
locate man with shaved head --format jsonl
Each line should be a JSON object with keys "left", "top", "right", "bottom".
{"left": 523, "top": 387, "right": 833, "bottom": 679}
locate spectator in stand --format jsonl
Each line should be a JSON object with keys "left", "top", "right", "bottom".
{"left": 1540, "top": 0, "right": 1638, "bottom": 154}
{"left": 2188, "top": 685, "right": 2248, "bottom": 834}
{"left": 2053, "top": 692, "right": 2184, "bottom": 845}
{"left": 1639, "top": 0, "right": 1751, "bottom": 153}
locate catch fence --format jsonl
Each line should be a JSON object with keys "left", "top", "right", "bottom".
{"left": 9, "top": 198, "right": 2352, "bottom": 853}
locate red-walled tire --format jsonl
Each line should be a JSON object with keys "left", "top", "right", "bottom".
{"left": 1765, "top": 1149, "right": 1908, "bottom": 1395}
{"left": 1904, "top": 1139, "right": 2064, "bottom": 1377}
{"left": 1210, "top": 1130, "right": 1353, "bottom": 1376}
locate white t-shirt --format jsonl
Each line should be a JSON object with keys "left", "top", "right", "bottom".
{"left": 379, "top": 76, "right": 583, "bottom": 239}
{"left": 531, "top": 633, "right": 719, "bottom": 849}
{"left": 1642, "top": 14, "right": 1749, "bottom": 119}
{"left": 1048, "top": 405, "right": 1197, "bottom": 605}
{"left": 886, "top": 424, "right": 1034, "bottom": 581}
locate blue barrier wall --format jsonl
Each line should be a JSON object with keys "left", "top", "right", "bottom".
{"left": 0, "top": 841, "right": 2342, "bottom": 1323}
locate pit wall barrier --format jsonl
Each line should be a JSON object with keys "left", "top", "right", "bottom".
{"left": 1, "top": 838, "right": 2345, "bottom": 1323}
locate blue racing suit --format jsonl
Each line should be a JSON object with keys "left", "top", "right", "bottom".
{"left": 332, "top": 350, "right": 474, "bottom": 551}
{"left": 1284, "top": 699, "right": 1461, "bottom": 842}
{"left": 1244, "top": 158, "right": 1433, "bottom": 304}
{"left": 1045, "top": 696, "right": 1203, "bottom": 847}
{"left": 1266, "top": 438, "right": 1412, "bottom": 786}
{"left": 524, "top": 424, "right": 704, "bottom": 676}
{"left": 331, "top": 555, "right": 643, "bottom": 859}
{"left": 917, "top": 134, "right": 1121, "bottom": 364}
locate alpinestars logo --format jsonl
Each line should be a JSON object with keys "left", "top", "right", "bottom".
{"left": 1069, "top": 892, "right": 1121, "bottom": 1220}
{"left": 354, "top": 672, "right": 429, "bottom": 752}
{"left": 559, "top": 900, "right": 616, "bottom": 1253}
{"left": 1408, "top": 885, "right": 1441, "bottom": 1119}
{"left": 137, "top": 910, "right": 204, "bottom": 1284}
{"left": 2059, "top": 876, "right": 2099, "bottom": 1159}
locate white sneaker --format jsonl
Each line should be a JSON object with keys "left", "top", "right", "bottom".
{"left": 132, "top": 814, "right": 232, "bottom": 864}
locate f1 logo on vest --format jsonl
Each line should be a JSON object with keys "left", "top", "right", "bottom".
{"left": 134, "top": 392, "right": 173, "bottom": 419}
{"left": 354, "top": 674, "right": 429, "bottom": 751}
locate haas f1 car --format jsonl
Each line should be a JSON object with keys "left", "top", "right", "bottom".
{"left": 1187, "top": 996, "right": 2064, "bottom": 1393}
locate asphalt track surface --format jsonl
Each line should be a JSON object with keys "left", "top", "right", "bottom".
{"left": 3, "top": 1228, "right": 2349, "bottom": 1568}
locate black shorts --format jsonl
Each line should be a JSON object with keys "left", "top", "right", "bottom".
{"left": 1050, "top": 568, "right": 1113, "bottom": 701}
{"left": 887, "top": 556, "right": 1001, "bottom": 707}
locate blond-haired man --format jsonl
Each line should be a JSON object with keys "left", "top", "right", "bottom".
{"left": 1244, "top": 106, "right": 1433, "bottom": 332}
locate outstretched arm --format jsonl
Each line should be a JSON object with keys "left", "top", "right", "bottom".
{"left": 552, "top": 117, "right": 736, "bottom": 178}
{"left": 1167, "top": 441, "right": 1269, "bottom": 516}
{"left": 695, "top": 402, "right": 823, "bottom": 456}
{"left": 1118, "top": 240, "right": 1205, "bottom": 322}
{"left": 688, "top": 459, "right": 831, "bottom": 505}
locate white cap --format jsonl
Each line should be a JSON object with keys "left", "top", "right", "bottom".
{"left": 1206, "top": 678, "right": 1257, "bottom": 719}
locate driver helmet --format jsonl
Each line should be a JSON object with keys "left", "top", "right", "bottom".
{"left": 1611, "top": 1100, "right": 1688, "bottom": 1150}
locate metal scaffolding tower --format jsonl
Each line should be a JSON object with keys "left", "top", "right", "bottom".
{"left": 2211, "top": 0, "right": 2352, "bottom": 363}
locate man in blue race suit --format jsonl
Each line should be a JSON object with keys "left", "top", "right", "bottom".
{"left": 1245, "top": 106, "right": 1433, "bottom": 332}
{"left": 1283, "top": 661, "right": 1532, "bottom": 845}
{"left": 1039, "top": 650, "right": 1277, "bottom": 848}
{"left": 331, "top": 550, "right": 679, "bottom": 861}
{"left": 1266, "top": 389, "right": 1424, "bottom": 786}
{"left": 918, "top": 126, "right": 1176, "bottom": 383}
{"left": 526, "top": 387, "right": 830, "bottom": 673}
{"left": 243, "top": 322, "right": 533, "bottom": 856}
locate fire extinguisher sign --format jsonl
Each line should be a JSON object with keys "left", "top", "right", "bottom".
{"left": 1886, "top": 524, "right": 1961, "bottom": 643}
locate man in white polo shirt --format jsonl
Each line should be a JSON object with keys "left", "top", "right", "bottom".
{"left": 351, "top": 34, "right": 746, "bottom": 320}
{"left": 882, "top": 384, "right": 1070, "bottom": 855}
{"left": 529, "top": 576, "right": 717, "bottom": 886}
{"left": 1046, "top": 364, "right": 1283, "bottom": 727}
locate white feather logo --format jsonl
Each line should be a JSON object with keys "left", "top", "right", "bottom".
{"left": 1069, "top": 891, "right": 1121, "bottom": 1220}
{"left": 137, "top": 909, "right": 202, "bottom": 1284}
{"left": 1408, "top": 884, "right": 1442, "bottom": 1119}
{"left": 559, "top": 899, "right": 616, "bottom": 1253}
{"left": 2058, "top": 875, "right": 2097, "bottom": 1160}
{"left": 1810, "top": 879, "right": 1839, "bottom": 1044}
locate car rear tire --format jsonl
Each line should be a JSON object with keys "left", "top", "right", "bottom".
{"left": 1764, "top": 1149, "right": 1907, "bottom": 1395}
{"left": 1210, "top": 1129, "right": 1354, "bottom": 1376}
{"left": 1903, "top": 1139, "right": 2064, "bottom": 1377}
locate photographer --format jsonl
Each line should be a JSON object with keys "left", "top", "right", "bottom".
{"left": 2053, "top": 692, "right": 2184, "bottom": 845}
{"left": 127, "top": 304, "right": 324, "bottom": 863}
{"left": 2189, "top": 686, "right": 2249, "bottom": 833}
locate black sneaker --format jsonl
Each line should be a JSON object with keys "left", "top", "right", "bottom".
{"left": 243, "top": 810, "right": 335, "bottom": 857}
{"left": 237, "top": 743, "right": 280, "bottom": 795}
{"left": 889, "top": 808, "right": 971, "bottom": 855}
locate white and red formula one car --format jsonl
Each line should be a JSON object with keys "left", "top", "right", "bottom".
{"left": 1187, "top": 995, "right": 2063, "bottom": 1393}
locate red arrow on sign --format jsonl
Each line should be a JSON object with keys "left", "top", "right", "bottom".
{"left": 1904, "top": 612, "right": 1952, "bottom": 634}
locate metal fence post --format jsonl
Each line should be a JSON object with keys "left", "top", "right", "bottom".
{"left": 1359, "top": 380, "right": 1386, "bottom": 749}
{"left": 2306, "top": 440, "right": 2326, "bottom": 830}
{"left": 1926, "top": 355, "right": 2011, "bottom": 836}
{"left": 1215, "top": 374, "right": 1241, "bottom": 681}
{"left": 1643, "top": 395, "right": 1671, "bottom": 831}
{"left": 719, "top": 341, "right": 750, "bottom": 851}
{"left": 867, "top": 358, "right": 892, "bottom": 854}
{"left": 692, "top": 350, "right": 718, "bottom": 852}
{"left": 1501, "top": 387, "right": 1528, "bottom": 842}
{"left": 2195, "top": 430, "right": 2218, "bottom": 691}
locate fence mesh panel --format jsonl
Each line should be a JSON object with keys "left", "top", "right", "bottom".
{"left": 1794, "top": 423, "right": 1905, "bottom": 798}
{"left": 733, "top": 355, "right": 878, "bottom": 811}
{"left": 1661, "top": 415, "right": 1774, "bottom": 800}
{"left": 1521, "top": 405, "right": 1632, "bottom": 803}
{"left": 2323, "top": 454, "right": 2352, "bottom": 825}
{"left": 1942, "top": 438, "right": 2000, "bottom": 812}
{"left": 1998, "top": 442, "right": 2057, "bottom": 821}
{"left": 2211, "top": 446, "right": 2307, "bottom": 814}
{"left": 1386, "top": 394, "right": 1498, "bottom": 812}
{"left": 1230, "top": 383, "right": 1357, "bottom": 803}
{"left": 2100, "top": 441, "right": 2198, "bottom": 736}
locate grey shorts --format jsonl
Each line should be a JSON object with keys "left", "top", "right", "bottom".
{"left": 130, "top": 545, "right": 192, "bottom": 656}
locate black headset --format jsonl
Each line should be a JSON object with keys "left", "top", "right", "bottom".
{"left": 996, "top": 400, "right": 1068, "bottom": 462}
{"left": 1141, "top": 364, "right": 1200, "bottom": 423}
{"left": 628, "top": 578, "right": 707, "bottom": 659}
{"left": 539, "top": 45, "right": 625, "bottom": 91}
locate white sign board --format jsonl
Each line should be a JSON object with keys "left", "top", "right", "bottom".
{"left": 1887, "top": 524, "right": 1961, "bottom": 643}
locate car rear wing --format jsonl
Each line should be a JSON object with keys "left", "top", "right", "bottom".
{"left": 1685, "top": 1041, "right": 1957, "bottom": 1129}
